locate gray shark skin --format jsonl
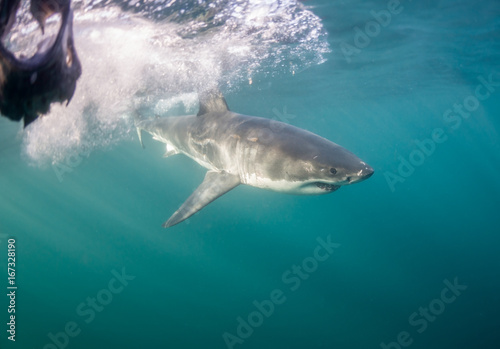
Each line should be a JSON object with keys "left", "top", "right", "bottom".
{"left": 137, "top": 90, "right": 374, "bottom": 228}
{"left": 0, "top": 0, "right": 81, "bottom": 127}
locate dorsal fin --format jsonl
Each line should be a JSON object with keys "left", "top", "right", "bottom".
{"left": 197, "top": 89, "right": 229, "bottom": 116}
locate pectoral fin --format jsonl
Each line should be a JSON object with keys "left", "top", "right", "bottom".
{"left": 163, "top": 171, "right": 240, "bottom": 228}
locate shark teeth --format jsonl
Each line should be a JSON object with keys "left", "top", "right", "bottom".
{"left": 315, "top": 183, "right": 340, "bottom": 192}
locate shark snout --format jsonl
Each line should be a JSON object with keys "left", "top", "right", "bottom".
{"left": 346, "top": 165, "right": 374, "bottom": 184}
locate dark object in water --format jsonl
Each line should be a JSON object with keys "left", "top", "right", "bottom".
{"left": 0, "top": 0, "right": 81, "bottom": 127}
{"left": 30, "top": 0, "right": 70, "bottom": 34}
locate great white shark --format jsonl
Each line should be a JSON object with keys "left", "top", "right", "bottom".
{"left": 136, "top": 90, "right": 374, "bottom": 228}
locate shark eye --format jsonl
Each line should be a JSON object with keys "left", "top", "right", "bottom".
{"left": 329, "top": 167, "right": 337, "bottom": 175}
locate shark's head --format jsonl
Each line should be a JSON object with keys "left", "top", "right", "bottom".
{"left": 262, "top": 127, "right": 374, "bottom": 195}
{"left": 295, "top": 143, "right": 374, "bottom": 194}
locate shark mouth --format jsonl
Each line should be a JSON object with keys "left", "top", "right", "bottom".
{"left": 315, "top": 183, "right": 341, "bottom": 192}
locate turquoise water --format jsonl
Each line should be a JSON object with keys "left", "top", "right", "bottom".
{"left": 1, "top": 0, "right": 500, "bottom": 348}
